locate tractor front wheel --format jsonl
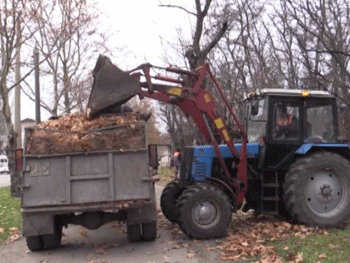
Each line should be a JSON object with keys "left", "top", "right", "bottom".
{"left": 176, "top": 184, "right": 232, "bottom": 239}
{"left": 160, "top": 179, "right": 185, "bottom": 223}
{"left": 284, "top": 152, "right": 350, "bottom": 227}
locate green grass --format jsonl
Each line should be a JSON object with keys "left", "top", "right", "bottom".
{"left": 271, "top": 227, "right": 350, "bottom": 262}
{"left": 158, "top": 167, "right": 174, "bottom": 185}
{"left": 0, "top": 187, "right": 21, "bottom": 241}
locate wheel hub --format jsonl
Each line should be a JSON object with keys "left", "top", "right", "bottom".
{"left": 305, "top": 170, "right": 342, "bottom": 214}
{"left": 192, "top": 201, "right": 218, "bottom": 226}
{"left": 320, "top": 184, "right": 332, "bottom": 199}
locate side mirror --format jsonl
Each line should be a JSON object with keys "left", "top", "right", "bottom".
{"left": 251, "top": 100, "right": 259, "bottom": 116}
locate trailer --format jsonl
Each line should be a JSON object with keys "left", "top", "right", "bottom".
{"left": 17, "top": 124, "right": 158, "bottom": 251}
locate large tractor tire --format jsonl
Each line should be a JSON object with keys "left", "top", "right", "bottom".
{"left": 284, "top": 152, "right": 350, "bottom": 227}
{"left": 160, "top": 179, "right": 185, "bottom": 223}
{"left": 176, "top": 184, "right": 232, "bottom": 239}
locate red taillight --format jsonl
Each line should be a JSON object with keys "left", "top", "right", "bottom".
{"left": 15, "top": 149, "right": 23, "bottom": 171}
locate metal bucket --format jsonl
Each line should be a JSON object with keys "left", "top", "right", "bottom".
{"left": 87, "top": 55, "right": 140, "bottom": 117}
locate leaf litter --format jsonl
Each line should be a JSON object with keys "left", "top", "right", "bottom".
{"left": 158, "top": 209, "right": 330, "bottom": 262}
{"left": 213, "top": 211, "right": 329, "bottom": 262}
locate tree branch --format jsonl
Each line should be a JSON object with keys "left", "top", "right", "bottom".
{"left": 159, "top": 4, "right": 196, "bottom": 16}
{"left": 202, "top": 21, "right": 228, "bottom": 56}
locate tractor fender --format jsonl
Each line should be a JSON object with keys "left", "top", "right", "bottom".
{"left": 295, "top": 143, "right": 350, "bottom": 158}
{"left": 204, "top": 177, "right": 237, "bottom": 211}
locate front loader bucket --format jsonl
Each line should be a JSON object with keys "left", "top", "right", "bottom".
{"left": 87, "top": 55, "right": 140, "bottom": 117}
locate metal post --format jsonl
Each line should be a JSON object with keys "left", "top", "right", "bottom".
{"left": 34, "top": 47, "right": 40, "bottom": 124}
{"left": 14, "top": 20, "right": 21, "bottom": 148}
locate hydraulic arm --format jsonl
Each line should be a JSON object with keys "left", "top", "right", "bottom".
{"left": 87, "top": 55, "right": 248, "bottom": 206}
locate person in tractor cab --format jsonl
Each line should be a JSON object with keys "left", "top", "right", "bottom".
{"left": 274, "top": 104, "right": 298, "bottom": 139}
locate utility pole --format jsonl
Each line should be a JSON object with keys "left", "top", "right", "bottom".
{"left": 14, "top": 20, "right": 21, "bottom": 148}
{"left": 34, "top": 47, "right": 41, "bottom": 124}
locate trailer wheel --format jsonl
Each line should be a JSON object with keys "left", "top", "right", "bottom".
{"left": 160, "top": 179, "right": 185, "bottom": 223}
{"left": 42, "top": 221, "right": 63, "bottom": 250}
{"left": 127, "top": 224, "right": 142, "bottom": 242}
{"left": 26, "top": 236, "right": 44, "bottom": 251}
{"left": 176, "top": 184, "right": 232, "bottom": 239}
{"left": 284, "top": 152, "right": 350, "bottom": 227}
{"left": 142, "top": 222, "right": 157, "bottom": 241}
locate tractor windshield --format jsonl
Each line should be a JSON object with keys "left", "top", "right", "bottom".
{"left": 306, "top": 100, "right": 336, "bottom": 143}
{"left": 246, "top": 98, "right": 268, "bottom": 143}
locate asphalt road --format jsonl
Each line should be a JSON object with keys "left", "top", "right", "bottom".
{"left": 0, "top": 182, "right": 236, "bottom": 263}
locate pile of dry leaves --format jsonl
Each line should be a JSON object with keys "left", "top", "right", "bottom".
{"left": 25, "top": 113, "right": 146, "bottom": 155}
{"left": 216, "top": 211, "right": 329, "bottom": 262}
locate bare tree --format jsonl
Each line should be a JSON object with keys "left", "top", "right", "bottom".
{"left": 23, "top": 0, "right": 109, "bottom": 117}
{"left": 0, "top": 0, "right": 39, "bottom": 195}
{"left": 159, "top": 0, "right": 229, "bottom": 148}
{"left": 275, "top": 0, "right": 350, "bottom": 138}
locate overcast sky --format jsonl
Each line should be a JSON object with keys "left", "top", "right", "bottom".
{"left": 19, "top": 0, "right": 195, "bottom": 121}
{"left": 100, "top": 0, "right": 193, "bottom": 66}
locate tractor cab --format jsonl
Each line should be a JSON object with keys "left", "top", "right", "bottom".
{"left": 244, "top": 89, "right": 338, "bottom": 171}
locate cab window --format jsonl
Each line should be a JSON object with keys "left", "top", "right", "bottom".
{"left": 247, "top": 99, "right": 268, "bottom": 143}
{"left": 272, "top": 103, "right": 300, "bottom": 141}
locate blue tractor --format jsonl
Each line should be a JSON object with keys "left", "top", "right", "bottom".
{"left": 86, "top": 56, "right": 350, "bottom": 240}
{"left": 161, "top": 89, "right": 350, "bottom": 239}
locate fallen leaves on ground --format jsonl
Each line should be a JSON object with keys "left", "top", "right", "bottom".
{"left": 158, "top": 195, "right": 332, "bottom": 263}
{"left": 186, "top": 253, "right": 195, "bottom": 258}
{"left": 158, "top": 208, "right": 330, "bottom": 262}
{"left": 295, "top": 252, "right": 303, "bottom": 262}
{"left": 212, "top": 211, "right": 329, "bottom": 262}
{"left": 80, "top": 229, "right": 89, "bottom": 238}
{"left": 318, "top": 253, "right": 327, "bottom": 259}
{"left": 8, "top": 227, "right": 20, "bottom": 241}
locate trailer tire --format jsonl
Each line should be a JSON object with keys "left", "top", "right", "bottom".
{"left": 142, "top": 222, "right": 157, "bottom": 241}
{"left": 160, "top": 179, "right": 185, "bottom": 223}
{"left": 26, "top": 236, "right": 44, "bottom": 251}
{"left": 176, "top": 184, "right": 232, "bottom": 239}
{"left": 284, "top": 152, "right": 350, "bottom": 228}
{"left": 127, "top": 224, "right": 142, "bottom": 242}
{"left": 42, "top": 222, "right": 62, "bottom": 250}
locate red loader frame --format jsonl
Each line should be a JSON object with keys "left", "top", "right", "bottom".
{"left": 133, "top": 63, "right": 248, "bottom": 207}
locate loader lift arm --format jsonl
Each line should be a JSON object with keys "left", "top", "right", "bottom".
{"left": 135, "top": 63, "right": 248, "bottom": 206}
{"left": 87, "top": 56, "right": 247, "bottom": 206}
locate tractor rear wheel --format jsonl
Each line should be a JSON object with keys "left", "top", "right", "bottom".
{"left": 284, "top": 152, "right": 350, "bottom": 227}
{"left": 176, "top": 184, "right": 232, "bottom": 239}
{"left": 160, "top": 179, "right": 185, "bottom": 223}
